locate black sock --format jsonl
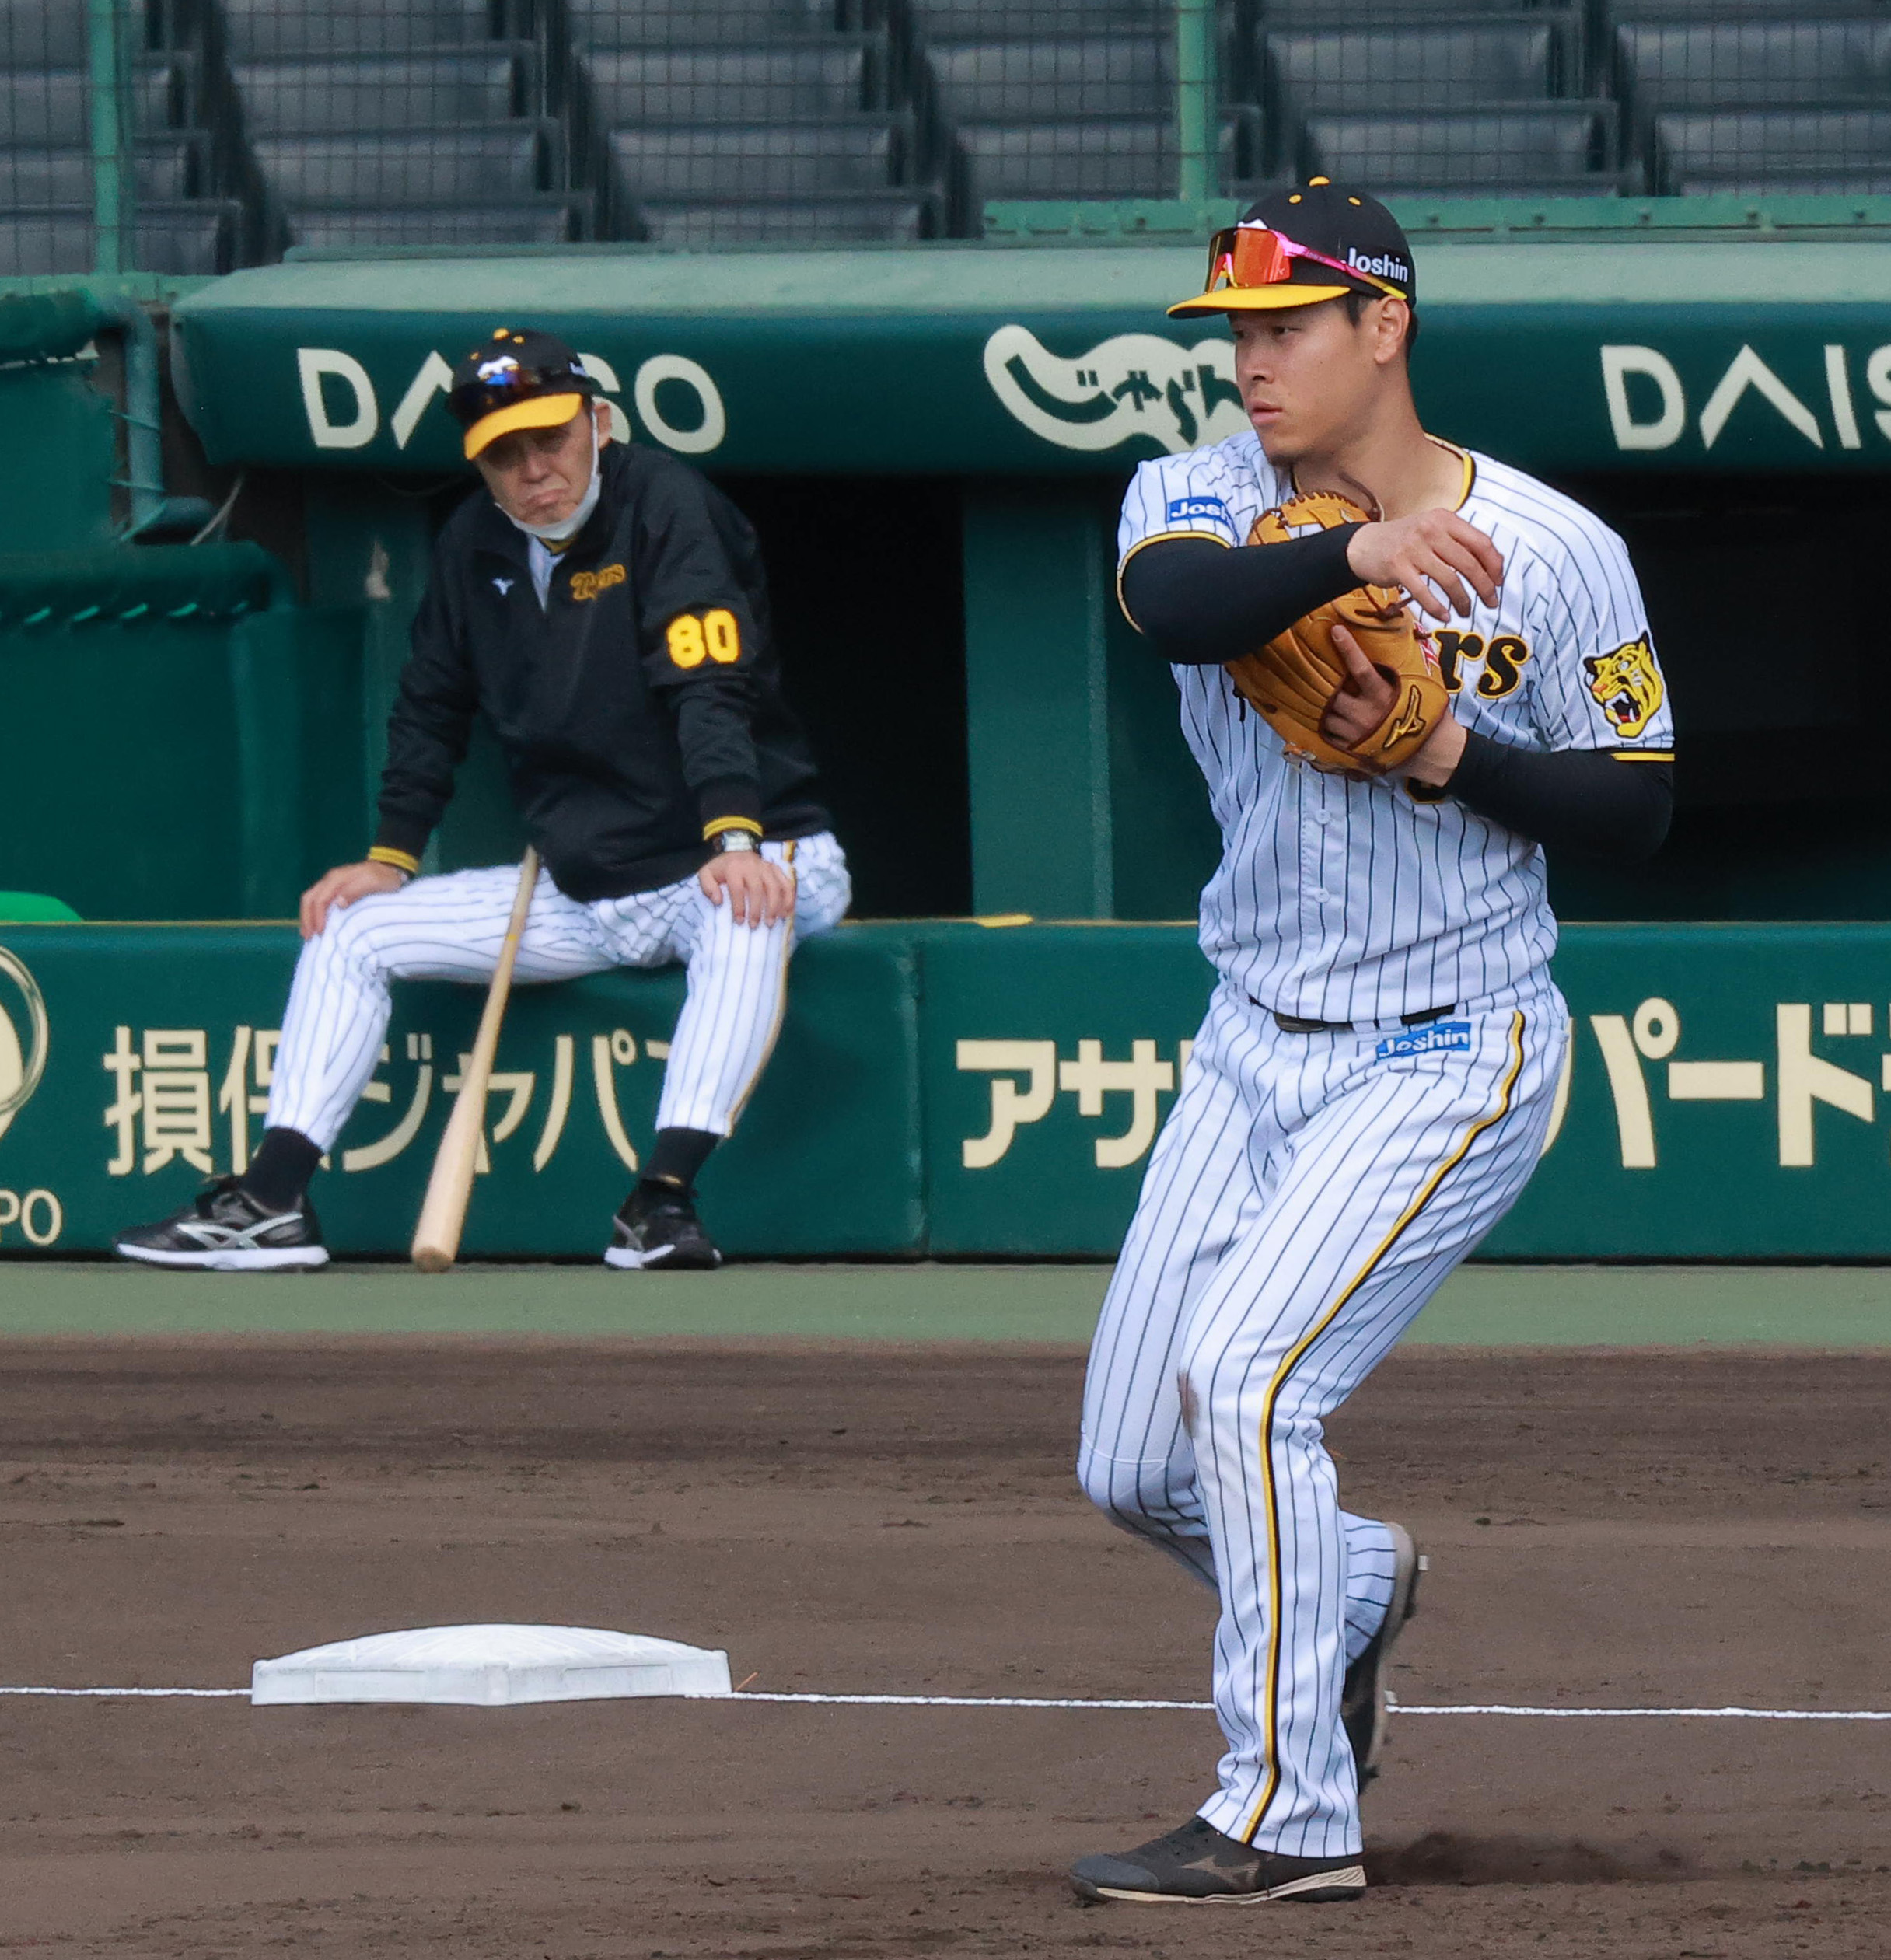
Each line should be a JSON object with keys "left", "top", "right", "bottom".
{"left": 242, "top": 1128, "right": 322, "bottom": 1213}
{"left": 639, "top": 1127, "right": 722, "bottom": 1199}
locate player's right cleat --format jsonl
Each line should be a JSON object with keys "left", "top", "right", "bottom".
{"left": 1342, "top": 1521, "right": 1424, "bottom": 1784}
{"left": 114, "top": 1177, "right": 329, "bottom": 1271}
{"left": 1070, "top": 1817, "right": 1365, "bottom": 1905}
{"left": 604, "top": 1184, "right": 722, "bottom": 1271}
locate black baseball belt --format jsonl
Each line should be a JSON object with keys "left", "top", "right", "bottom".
{"left": 1259, "top": 1001, "right": 1458, "bottom": 1036}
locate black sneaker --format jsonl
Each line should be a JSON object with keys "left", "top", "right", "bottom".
{"left": 604, "top": 1184, "right": 722, "bottom": 1271}
{"left": 1342, "top": 1521, "right": 1424, "bottom": 1784}
{"left": 1070, "top": 1816, "right": 1365, "bottom": 1905}
{"left": 114, "top": 1176, "right": 328, "bottom": 1272}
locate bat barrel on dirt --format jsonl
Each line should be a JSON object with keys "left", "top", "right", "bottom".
{"left": 411, "top": 847, "right": 540, "bottom": 1273}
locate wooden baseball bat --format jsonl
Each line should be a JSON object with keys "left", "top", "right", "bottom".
{"left": 411, "top": 847, "right": 540, "bottom": 1273}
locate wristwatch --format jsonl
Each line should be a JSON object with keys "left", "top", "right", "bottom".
{"left": 715, "top": 830, "right": 758, "bottom": 854}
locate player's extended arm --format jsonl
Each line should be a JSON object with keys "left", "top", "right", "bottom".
{"left": 372, "top": 567, "right": 479, "bottom": 869}
{"left": 1424, "top": 734, "right": 1673, "bottom": 860}
{"left": 1122, "top": 510, "right": 1502, "bottom": 662}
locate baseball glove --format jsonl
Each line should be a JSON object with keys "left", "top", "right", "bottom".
{"left": 1225, "top": 491, "right": 1447, "bottom": 777}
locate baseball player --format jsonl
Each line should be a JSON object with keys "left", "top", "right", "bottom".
{"left": 116, "top": 327, "right": 848, "bottom": 1273}
{"left": 1070, "top": 183, "right": 1673, "bottom": 1904}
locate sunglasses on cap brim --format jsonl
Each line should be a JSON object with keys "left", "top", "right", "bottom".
{"left": 447, "top": 358, "right": 599, "bottom": 431}
{"left": 1203, "top": 225, "right": 1404, "bottom": 300}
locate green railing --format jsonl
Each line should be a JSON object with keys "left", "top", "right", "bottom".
{"left": 84, "top": 0, "right": 133, "bottom": 276}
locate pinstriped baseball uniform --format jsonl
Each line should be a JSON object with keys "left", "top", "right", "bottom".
{"left": 1079, "top": 431, "right": 1669, "bottom": 1854}
{"left": 266, "top": 833, "right": 850, "bottom": 1154}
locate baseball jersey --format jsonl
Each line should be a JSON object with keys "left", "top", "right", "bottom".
{"left": 1118, "top": 430, "right": 1673, "bottom": 1022}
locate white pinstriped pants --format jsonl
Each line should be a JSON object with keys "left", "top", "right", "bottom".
{"left": 266, "top": 833, "right": 850, "bottom": 1155}
{"left": 1078, "top": 973, "right": 1567, "bottom": 1858}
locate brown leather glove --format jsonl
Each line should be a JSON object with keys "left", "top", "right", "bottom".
{"left": 1224, "top": 491, "right": 1449, "bottom": 778}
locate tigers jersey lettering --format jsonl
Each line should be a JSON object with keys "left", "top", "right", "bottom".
{"left": 1117, "top": 433, "right": 1673, "bottom": 1022}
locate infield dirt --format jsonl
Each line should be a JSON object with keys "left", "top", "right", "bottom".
{"left": 0, "top": 1337, "right": 1886, "bottom": 1957}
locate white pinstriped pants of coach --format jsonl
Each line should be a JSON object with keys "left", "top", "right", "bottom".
{"left": 266, "top": 833, "right": 851, "bottom": 1154}
{"left": 1078, "top": 973, "right": 1567, "bottom": 1859}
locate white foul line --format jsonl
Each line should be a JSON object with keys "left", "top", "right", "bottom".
{"left": 735, "top": 1693, "right": 1891, "bottom": 1721}
{"left": 0, "top": 1686, "right": 1886, "bottom": 1721}
{"left": 0, "top": 1686, "right": 249, "bottom": 1698}
{"left": 735, "top": 1691, "right": 1211, "bottom": 1711}
{"left": 1393, "top": 1702, "right": 1891, "bottom": 1722}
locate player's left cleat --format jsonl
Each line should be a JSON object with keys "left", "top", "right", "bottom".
{"left": 1342, "top": 1521, "right": 1425, "bottom": 1785}
{"left": 1070, "top": 1817, "right": 1365, "bottom": 1905}
{"left": 604, "top": 1184, "right": 723, "bottom": 1271}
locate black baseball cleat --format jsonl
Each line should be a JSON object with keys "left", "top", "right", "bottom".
{"left": 1070, "top": 1816, "right": 1365, "bottom": 1906}
{"left": 604, "top": 1183, "right": 722, "bottom": 1271}
{"left": 114, "top": 1176, "right": 329, "bottom": 1272}
{"left": 1343, "top": 1520, "right": 1424, "bottom": 1784}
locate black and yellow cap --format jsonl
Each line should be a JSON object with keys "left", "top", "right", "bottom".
{"left": 1168, "top": 179, "right": 1417, "bottom": 319}
{"left": 447, "top": 327, "right": 601, "bottom": 460}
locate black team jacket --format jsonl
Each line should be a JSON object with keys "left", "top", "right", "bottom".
{"left": 372, "top": 439, "right": 830, "bottom": 900}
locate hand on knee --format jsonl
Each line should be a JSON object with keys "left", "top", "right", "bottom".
{"left": 299, "top": 859, "right": 407, "bottom": 940}
{"left": 697, "top": 851, "right": 795, "bottom": 929}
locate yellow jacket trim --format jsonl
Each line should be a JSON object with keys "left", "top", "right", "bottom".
{"left": 703, "top": 816, "right": 764, "bottom": 842}
{"left": 367, "top": 845, "right": 421, "bottom": 875}
{"left": 1240, "top": 1009, "right": 1528, "bottom": 1844}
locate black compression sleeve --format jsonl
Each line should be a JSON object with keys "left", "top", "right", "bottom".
{"left": 1442, "top": 732, "right": 1673, "bottom": 861}
{"left": 1119, "top": 526, "right": 1365, "bottom": 665}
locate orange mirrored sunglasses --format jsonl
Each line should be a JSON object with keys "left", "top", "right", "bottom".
{"left": 1204, "top": 224, "right": 1401, "bottom": 298}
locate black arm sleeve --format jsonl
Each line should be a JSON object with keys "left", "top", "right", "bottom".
{"left": 374, "top": 561, "right": 478, "bottom": 861}
{"left": 1441, "top": 731, "right": 1673, "bottom": 861}
{"left": 671, "top": 677, "right": 762, "bottom": 831}
{"left": 1119, "top": 526, "right": 1365, "bottom": 664}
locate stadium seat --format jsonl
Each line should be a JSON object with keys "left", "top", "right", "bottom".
{"left": 0, "top": 61, "right": 187, "bottom": 146}
{"left": 1263, "top": 23, "right": 1569, "bottom": 115}
{"left": 0, "top": 138, "right": 208, "bottom": 206}
{"left": 578, "top": 41, "right": 883, "bottom": 128}
{"left": 229, "top": 54, "right": 530, "bottom": 137}
{"left": 629, "top": 191, "right": 942, "bottom": 243}
{"left": 215, "top": 0, "right": 523, "bottom": 61}
{"left": 604, "top": 119, "right": 909, "bottom": 202}
{"left": 1302, "top": 103, "right": 1623, "bottom": 193}
{"left": 909, "top": 0, "right": 1166, "bottom": 33}
{"left": 0, "top": 0, "right": 90, "bottom": 66}
{"left": 211, "top": 0, "right": 578, "bottom": 260}
{"left": 1260, "top": 0, "right": 1580, "bottom": 16}
{"left": 956, "top": 120, "right": 1173, "bottom": 204}
{"left": 0, "top": 203, "right": 239, "bottom": 276}
{"left": 283, "top": 202, "right": 589, "bottom": 250}
{"left": 1607, "top": 0, "right": 1875, "bottom": 16}
{"left": 250, "top": 128, "right": 556, "bottom": 208}
{"left": 1655, "top": 108, "right": 1891, "bottom": 194}
{"left": 1617, "top": 19, "right": 1891, "bottom": 114}
{"left": 565, "top": 0, "right": 865, "bottom": 49}
{"left": 921, "top": 37, "right": 1172, "bottom": 123}
{"left": 956, "top": 114, "right": 1256, "bottom": 208}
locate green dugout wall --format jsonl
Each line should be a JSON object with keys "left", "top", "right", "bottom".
{"left": 2, "top": 920, "right": 1889, "bottom": 1262}
{"left": 154, "top": 211, "right": 1891, "bottom": 926}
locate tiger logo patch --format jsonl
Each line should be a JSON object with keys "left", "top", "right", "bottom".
{"left": 1583, "top": 636, "right": 1663, "bottom": 739}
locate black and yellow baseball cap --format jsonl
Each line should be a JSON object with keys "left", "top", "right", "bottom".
{"left": 447, "top": 327, "right": 601, "bottom": 460}
{"left": 1168, "top": 179, "right": 1416, "bottom": 319}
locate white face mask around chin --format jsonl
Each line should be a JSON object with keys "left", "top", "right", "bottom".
{"left": 505, "top": 423, "right": 602, "bottom": 544}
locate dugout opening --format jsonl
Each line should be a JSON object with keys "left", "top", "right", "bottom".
{"left": 1549, "top": 472, "right": 1891, "bottom": 924}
